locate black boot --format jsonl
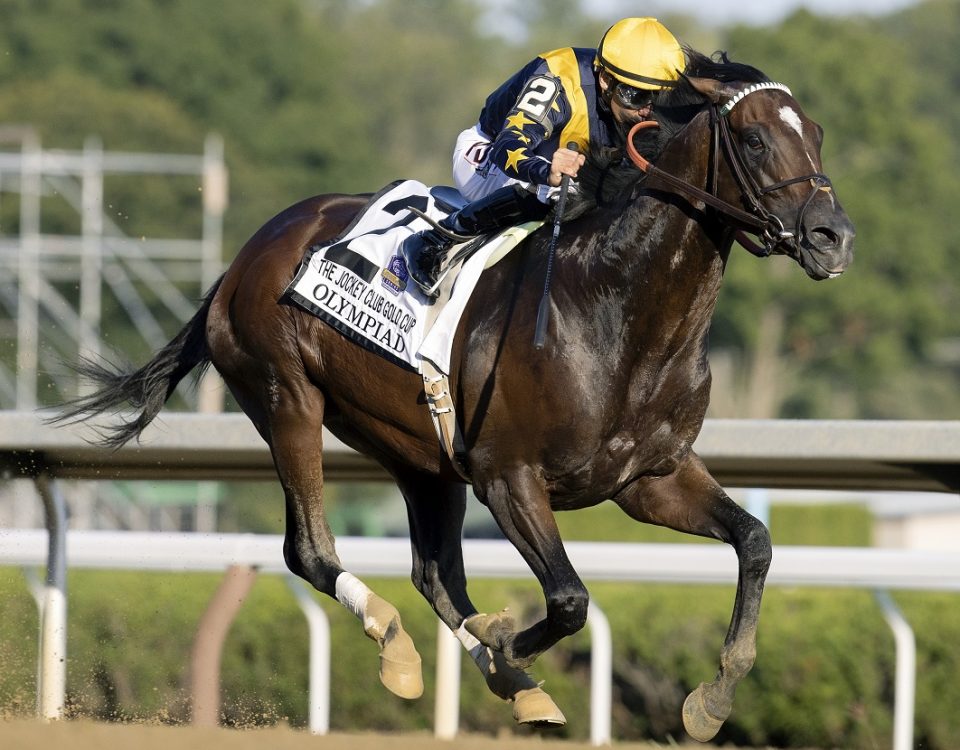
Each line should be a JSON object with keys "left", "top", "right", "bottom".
{"left": 400, "top": 185, "right": 549, "bottom": 296}
{"left": 399, "top": 226, "right": 456, "bottom": 295}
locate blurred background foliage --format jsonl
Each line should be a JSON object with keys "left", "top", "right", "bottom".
{"left": 0, "top": 0, "right": 958, "bottom": 419}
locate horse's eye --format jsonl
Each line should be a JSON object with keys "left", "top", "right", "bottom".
{"left": 745, "top": 133, "right": 764, "bottom": 151}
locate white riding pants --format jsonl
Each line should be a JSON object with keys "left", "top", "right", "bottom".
{"left": 451, "top": 124, "right": 557, "bottom": 204}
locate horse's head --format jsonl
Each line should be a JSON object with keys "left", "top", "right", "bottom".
{"left": 686, "top": 75, "right": 855, "bottom": 279}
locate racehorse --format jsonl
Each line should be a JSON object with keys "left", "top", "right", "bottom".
{"left": 55, "top": 51, "right": 854, "bottom": 741}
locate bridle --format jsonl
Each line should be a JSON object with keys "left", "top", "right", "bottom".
{"left": 625, "top": 82, "right": 832, "bottom": 257}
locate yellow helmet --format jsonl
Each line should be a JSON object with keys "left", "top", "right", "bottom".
{"left": 596, "top": 17, "right": 685, "bottom": 90}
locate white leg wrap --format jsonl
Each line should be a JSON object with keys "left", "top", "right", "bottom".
{"left": 456, "top": 621, "right": 493, "bottom": 671}
{"left": 335, "top": 571, "right": 371, "bottom": 622}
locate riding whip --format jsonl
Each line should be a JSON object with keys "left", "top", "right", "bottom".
{"left": 533, "top": 142, "right": 578, "bottom": 350}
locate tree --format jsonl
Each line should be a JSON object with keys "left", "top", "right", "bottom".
{"left": 709, "top": 6, "right": 960, "bottom": 418}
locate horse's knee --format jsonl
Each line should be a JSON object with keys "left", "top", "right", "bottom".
{"left": 411, "top": 556, "right": 447, "bottom": 599}
{"left": 547, "top": 585, "right": 589, "bottom": 636}
{"left": 738, "top": 519, "right": 772, "bottom": 577}
{"left": 283, "top": 539, "right": 307, "bottom": 578}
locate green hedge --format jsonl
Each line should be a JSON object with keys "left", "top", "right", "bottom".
{"left": 0, "top": 497, "right": 945, "bottom": 746}
{"left": 1, "top": 564, "right": 958, "bottom": 747}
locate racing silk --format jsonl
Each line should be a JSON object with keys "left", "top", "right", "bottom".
{"left": 477, "top": 47, "right": 619, "bottom": 187}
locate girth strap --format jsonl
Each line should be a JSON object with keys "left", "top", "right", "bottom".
{"left": 420, "top": 360, "right": 471, "bottom": 481}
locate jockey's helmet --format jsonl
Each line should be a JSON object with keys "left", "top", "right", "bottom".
{"left": 596, "top": 17, "right": 685, "bottom": 91}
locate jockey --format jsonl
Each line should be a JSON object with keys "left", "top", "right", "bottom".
{"left": 400, "top": 17, "right": 686, "bottom": 296}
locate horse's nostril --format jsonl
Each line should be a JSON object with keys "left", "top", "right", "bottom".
{"left": 808, "top": 226, "right": 839, "bottom": 249}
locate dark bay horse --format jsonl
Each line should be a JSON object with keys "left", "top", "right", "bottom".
{"left": 56, "top": 52, "right": 854, "bottom": 741}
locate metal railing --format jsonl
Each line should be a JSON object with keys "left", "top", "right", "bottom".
{"left": 3, "top": 527, "right": 960, "bottom": 747}
{"left": 2, "top": 411, "right": 959, "bottom": 490}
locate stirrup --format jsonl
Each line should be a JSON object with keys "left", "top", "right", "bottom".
{"left": 412, "top": 260, "right": 448, "bottom": 299}
{"left": 411, "top": 273, "right": 442, "bottom": 299}
{"left": 400, "top": 238, "right": 446, "bottom": 298}
{"left": 410, "top": 251, "right": 453, "bottom": 299}
{"left": 419, "top": 234, "right": 489, "bottom": 298}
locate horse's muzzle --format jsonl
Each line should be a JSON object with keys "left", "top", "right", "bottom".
{"left": 793, "top": 210, "right": 855, "bottom": 280}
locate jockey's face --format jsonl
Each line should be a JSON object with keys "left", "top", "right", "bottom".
{"left": 613, "top": 82, "right": 655, "bottom": 110}
{"left": 600, "top": 71, "right": 655, "bottom": 125}
{"left": 610, "top": 90, "right": 654, "bottom": 126}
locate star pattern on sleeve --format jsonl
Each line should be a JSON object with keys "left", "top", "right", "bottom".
{"left": 504, "top": 147, "right": 528, "bottom": 174}
{"left": 505, "top": 111, "right": 534, "bottom": 131}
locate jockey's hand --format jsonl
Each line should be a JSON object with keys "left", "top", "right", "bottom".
{"left": 548, "top": 147, "right": 586, "bottom": 187}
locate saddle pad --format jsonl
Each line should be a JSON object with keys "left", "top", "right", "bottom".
{"left": 282, "top": 179, "right": 542, "bottom": 375}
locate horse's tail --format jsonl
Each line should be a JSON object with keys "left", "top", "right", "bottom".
{"left": 51, "top": 274, "right": 225, "bottom": 449}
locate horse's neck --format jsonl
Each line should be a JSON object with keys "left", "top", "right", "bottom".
{"left": 598, "top": 120, "right": 729, "bottom": 352}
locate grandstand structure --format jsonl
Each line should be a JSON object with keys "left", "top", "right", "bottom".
{"left": 0, "top": 126, "right": 227, "bottom": 530}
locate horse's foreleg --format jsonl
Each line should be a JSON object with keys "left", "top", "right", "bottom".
{"left": 268, "top": 395, "right": 422, "bottom": 699}
{"left": 393, "top": 468, "right": 565, "bottom": 725}
{"left": 614, "top": 452, "right": 772, "bottom": 743}
{"left": 471, "top": 466, "right": 590, "bottom": 671}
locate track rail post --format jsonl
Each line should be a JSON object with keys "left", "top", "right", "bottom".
{"left": 875, "top": 591, "right": 916, "bottom": 750}
{"left": 33, "top": 475, "right": 67, "bottom": 721}
{"left": 189, "top": 564, "right": 258, "bottom": 726}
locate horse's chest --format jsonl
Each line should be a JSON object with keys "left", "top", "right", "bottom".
{"left": 606, "top": 423, "right": 689, "bottom": 479}
{"left": 546, "top": 355, "right": 710, "bottom": 501}
{"left": 550, "top": 423, "right": 690, "bottom": 507}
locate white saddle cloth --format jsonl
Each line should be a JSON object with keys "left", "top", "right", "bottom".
{"left": 283, "top": 179, "right": 541, "bottom": 375}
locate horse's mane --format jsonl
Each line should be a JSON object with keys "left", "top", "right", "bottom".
{"left": 564, "top": 49, "right": 772, "bottom": 220}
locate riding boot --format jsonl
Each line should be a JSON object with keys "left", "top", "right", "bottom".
{"left": 400, "top": 185, "right": 549, "bottom": 296}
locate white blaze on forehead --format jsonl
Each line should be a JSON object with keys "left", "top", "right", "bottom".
{"left": 779, "top": 106, "right": 803, "bottom": 138}
{"left": 777, "top": 104, "right": 822, "bottom": 176}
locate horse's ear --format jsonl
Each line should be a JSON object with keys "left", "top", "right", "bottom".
{"left": 684, "top": 76, "right": 738, "bottom": 105}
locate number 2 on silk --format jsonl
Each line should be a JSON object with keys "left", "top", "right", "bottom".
{"left": 517, "top": 76, "right": 559, "bottom": 122}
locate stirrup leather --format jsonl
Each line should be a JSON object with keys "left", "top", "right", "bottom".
{"left": 407, "top": 206, "right": 476, "bottom": 243}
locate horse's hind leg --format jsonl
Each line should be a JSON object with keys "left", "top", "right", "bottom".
{"left": 267, "top": 393, "right": 423, "bottom": 699}
{"left": 613, "top": 452, "right": 772, "bottom": 742}
{"left": 392, "top": 467, "right": 565, "bottom": 726}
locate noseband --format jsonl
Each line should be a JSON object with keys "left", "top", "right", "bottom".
{"left": 626, "top": 82, "right": 832, "bottom": 257}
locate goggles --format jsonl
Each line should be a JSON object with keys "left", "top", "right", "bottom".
{"left": 613, "top": 83, "right": 655, "bottom": 110}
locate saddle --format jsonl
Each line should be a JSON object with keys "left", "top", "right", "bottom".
{"left": 282, "top": 180, "right": 544, "bottom": 480}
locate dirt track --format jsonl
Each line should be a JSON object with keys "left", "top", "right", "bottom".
{"left": 0, "top": 719, "right": 711, "bottom": 750}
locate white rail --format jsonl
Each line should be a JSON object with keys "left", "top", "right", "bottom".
{"left": 3, "top": 529, "right": 959, "bottom": 748}
{"left": 4, "top": 529, "right": 960, "bottom": 589}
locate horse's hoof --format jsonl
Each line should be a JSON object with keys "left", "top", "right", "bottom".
{"left": 379, "top": 631, "right": 423, "bottom": 699}
{"left": 512, "top": 686, "right": 566, "bottom": 726}
{"left": 682, "top": 683, "right": 725, "bottom": 742}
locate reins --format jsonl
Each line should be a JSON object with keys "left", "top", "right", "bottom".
{"left": 625, "top": 84, "right": 833, "bottom": 257}
{"left": 626, "top": 119, "right": 766, "bottom": 231}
